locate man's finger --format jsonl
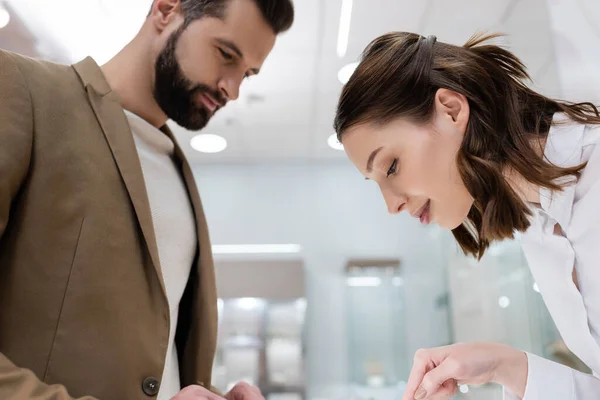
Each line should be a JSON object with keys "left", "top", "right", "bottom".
{"left": 226, "top": 382, "right": 264, "bottom": 400}
{"left": 179, "top": 385, "right": 226, "bottom": 400}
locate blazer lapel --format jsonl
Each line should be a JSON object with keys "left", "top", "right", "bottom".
{"left": 163, "top": 125, "right": 218, "bottom": 383}
{"left": 72, "top": 57, "right": 166, "bottom": 297}
{"left": 163, "top": 124, "right": 218, "bottom": 311}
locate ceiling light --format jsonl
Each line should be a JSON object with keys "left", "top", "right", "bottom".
{"left": 338, "top": 62, "right": 359, "bottom": 84}
{"left": 190, "top": 134, "right": 227, "bottom": 153}
{"left": 347, "top": 277, "right": 382, "bottom": 287}
{"left": 498, "top": 296, "right": 511, "bottom": 309}
{"left": 336, "top": 0, "right": 353, "bottom": 58}
{"left": 0, "top": 6, "right": 10, "bottom": 29}
{"left": 327, "top": 134, "right": 344, "bottom": 151}
{"left": 211, "top": 244, "right": 303, "bottom": 254}
{"left": 459, "top": 385, "right": 469, "bottom": 394}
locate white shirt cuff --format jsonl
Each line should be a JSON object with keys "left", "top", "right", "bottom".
{"left": 502, "top": 352, "right": 574, "bottom": 400}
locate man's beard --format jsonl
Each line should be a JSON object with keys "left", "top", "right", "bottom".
{"left": 153, "top": 26, "right": 225, "bottom": 131}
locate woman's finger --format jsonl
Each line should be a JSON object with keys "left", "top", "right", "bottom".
{"left": 428, "top": 379, "right": 458, "bottom": 400}
{"left": 416, "top": 357, "right": 461, "bottom": 399}
{"left": 402, "top": 349, "right": 433, "bottom": 400}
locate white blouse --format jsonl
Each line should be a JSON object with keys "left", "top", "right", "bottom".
{"left": 504, "top": 114, "right": 600, "bottom": 399}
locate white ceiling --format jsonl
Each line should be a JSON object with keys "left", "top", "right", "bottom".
{"left": 546, "top": 0, "right": 600, "bottom": 103}
{"left": 3, "top": 0, "right": 598, "bottom": 164}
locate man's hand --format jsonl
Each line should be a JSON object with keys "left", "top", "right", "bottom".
{"left": 224, "top": 382, "right": 265, "bottom": 400}
{"left": 172, "top": 382, "right": 264, "bottom": 400}
{"left": 172, "top": 385, "right": 226, "bottom": 400}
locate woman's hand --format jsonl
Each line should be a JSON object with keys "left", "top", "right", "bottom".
{"left": 401, "top": 342, "right": 528, "bottom": 399}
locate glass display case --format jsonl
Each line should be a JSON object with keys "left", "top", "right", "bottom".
{"left": 345, "top": 259, "right": 408, "bottom": 400}
{"left": 342, "top": 237, "right": 586, "bottom": 400}
{"left": 212, "top": 297, "right": 307, "bottom": 399}
{"left": 447, "top": 237, "right": 588, "bottom": 399}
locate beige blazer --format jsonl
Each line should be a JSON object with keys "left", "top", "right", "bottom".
{"left": 0, "top": 49, "right": 218, "bottom": 399}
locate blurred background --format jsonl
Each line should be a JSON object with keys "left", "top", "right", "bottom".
{"left": 1, "top": 0, "right": 599, "bottom": 398}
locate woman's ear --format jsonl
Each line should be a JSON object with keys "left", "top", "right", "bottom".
{"left": 434, "top": 88, "right": 469, "bottom": 134}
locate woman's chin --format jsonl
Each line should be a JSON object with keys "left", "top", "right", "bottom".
{"left": 440, "top": 215, "right": 468, "bottom": 231}
{"left": 443, "top": 204, "right": 474, "bottom": 230}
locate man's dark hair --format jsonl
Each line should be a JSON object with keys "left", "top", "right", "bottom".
{"left": 150, "top": 0, "right": 294, "bottom": 34}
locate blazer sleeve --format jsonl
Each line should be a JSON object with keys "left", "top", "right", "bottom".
{"left": 503, "top": 352, "right": 600, "bottom": 400}
{"left": 0, "top": 51, "right": 98, "bottom": 400}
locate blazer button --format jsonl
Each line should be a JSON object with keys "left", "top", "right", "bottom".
{"left": 142, "top": 377, "right": 160, "bottom": 396}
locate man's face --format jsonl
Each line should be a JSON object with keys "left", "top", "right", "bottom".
{"left": 153, "top": 0, "right": 277, "bottom": 130}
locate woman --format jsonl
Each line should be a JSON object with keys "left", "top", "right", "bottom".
{"left": 334, "top": 32, "right": 600, "bottom": 399}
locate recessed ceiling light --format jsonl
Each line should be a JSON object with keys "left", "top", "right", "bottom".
{"left": 327, "top": 134, "right": 344, "bottom": 151}
{"left": 190, "top": 134, "right": 227, "bottom": 153}
{"left": 0, "top": 6, "right": 10, "bottom": 29}
{"left": 338, "top": 62, "right": 359, "bottom": 84}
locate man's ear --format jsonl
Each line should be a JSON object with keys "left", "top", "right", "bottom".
{"left": 148, "top": 0, "right": 182, "bottom": 33}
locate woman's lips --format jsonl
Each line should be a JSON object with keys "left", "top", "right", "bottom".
{"left": 412, "top": 200, "right": 431, "bottom": 225}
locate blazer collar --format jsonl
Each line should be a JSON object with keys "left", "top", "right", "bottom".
{"left": 72, "top": 56, "right": 167, "bottom": 298}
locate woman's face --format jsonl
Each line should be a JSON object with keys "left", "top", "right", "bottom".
{"left": 341, "top": 89, "right": 474, "bottom": 230}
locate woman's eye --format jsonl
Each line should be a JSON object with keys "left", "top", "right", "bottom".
{"left": 219, "top": 48, "right": 234, "bottom": 61}
{"left": 386, "top": 159, "right": 398, "bottom": 177}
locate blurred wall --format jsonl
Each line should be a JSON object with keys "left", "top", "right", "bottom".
{"left": 193, "top": 162, "right": 452, "bottom": 399}
{"left": 546, "top": 0, "right": 600, "bottom": 103}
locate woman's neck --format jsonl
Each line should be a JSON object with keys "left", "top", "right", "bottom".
{"left": 503, "top": 168, "right": 542, "bottom": 205}
{"left": 502, "top": 136, "right": 547, "bottom": 205}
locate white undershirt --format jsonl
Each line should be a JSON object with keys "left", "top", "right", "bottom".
{"left": 125, "top": 110, "right": 197, "bottom": 400}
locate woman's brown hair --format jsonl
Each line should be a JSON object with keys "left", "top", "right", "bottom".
{"left": 334, "top": 32, "right": 600, "bottom": 258}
